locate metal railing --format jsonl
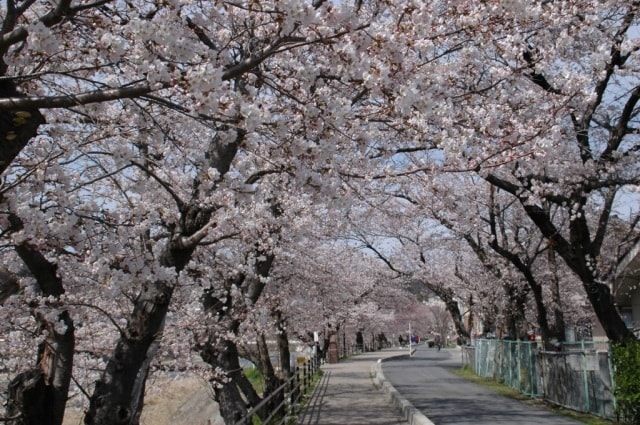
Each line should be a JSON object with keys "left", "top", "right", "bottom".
{"left": 538, "top": 349, "right": 615, "bottom": 419}
{"left": 461, "top": 339, "right": 615, "bottom": 420}
{"left": 473, "top": 339, "right": 540, "bottom": 397}
{"left": 234, "top": 356, "right": 321, "bottom": 425}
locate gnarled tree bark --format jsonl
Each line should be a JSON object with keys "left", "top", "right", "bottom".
{"left": 0, "top": 80, "right": 45, "bottom": 176}
{"left": 4, "top": 214, "right": 75, "bottom": 425}
{"left": 85, "top": 129, "right": 244, "bottom": 425}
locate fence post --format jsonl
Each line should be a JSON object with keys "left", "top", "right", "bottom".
{"left": 285, "top": 374, "right": 292, "bottom": 419}
{"left": 303, "top": 361, "right": 309, "bottom": 393}
{"left": 529, "top": 343, "right": 536, "bottom": 397}
{"left": 538, "top": 350, "right": 545, "bottom": 401}
{"left": 507, "top": 341, "right": 512, "bottom": 387}
{"left": 581, "top": 351, "right": 590, "bottom": 413}
{"left": 290, "top": 366, "right": 300, "bottom": 416}
{"left": 607, "top": 342, "right": 617, "bottom": 415}
{"left": 517, "top": 341, "right": 521, "bottom": 392}
{"left": 485, "top": 340, "right": 491, "bottom": 377}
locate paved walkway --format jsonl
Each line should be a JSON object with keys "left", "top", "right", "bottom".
{"left": 296, "top": 345, "right": 588, "bottom": 425}
{"left": 381, "top": 346, "right": 584, "bottom": 425}
{"left": 296, "top": 348, "right": 409, "bottom": 425}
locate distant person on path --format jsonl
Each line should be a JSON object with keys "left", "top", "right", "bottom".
{"left": 434, "top": 334, "right": 442, "bottom": 351}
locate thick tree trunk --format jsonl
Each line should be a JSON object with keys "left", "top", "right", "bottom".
{"left": 0, "top": 81, "right": 46, "bottom": 176}
{"left": 503, "top": 284, "right": 528, "bottom": 340}
{"left": 442, "top": 297, "right": 470, "bottom": 344}
{"left": 252, "top": 333, "right": 284, "bottom": 420}
{"left": 7, "top": 310, "right": 74, "bottom": 425}
{"left": 84, "top": 280, "right": 174, "bottom": 425}
{"left": 407, "top": 278, "right": 470, "bottom": 343}
{"left": 548, "top": 250, "right": 566, "bottom": 343}
{"left": 584, "top": 280, "right": 634, "bottom": 342}
{"left": 558, "top": 245, "right": 634, "bottom": 342}
{"left": 528, "top": 280, "right": 554, "bottom": 348}
{"left": 511, "top": 260, "right": 557, "bottom": 347}
{"left": 85, "top": 201, "right": 212, "bottom": 425}
{"left": 200, "top": 332, "right": 262, "bottom": 424}
{"left": 425, "top": 284, "right": 470, "bottom": 344}
{"left": 274, "top": 310, "right": 292, "bottom": 380}
{"left": 466, "top": 295, "right": 475, "bottom": 341}
{"left": 198, "top": 311, "right": 268, "bottom": 422}
{"left": 215, "top": 384, "right": 249, "bottom": 425}
{"left": 481, "top": 302, "right": 499, "bottom": 335}
{"left": 5, "top": 238, "right": 74, "bottom": 425}
{"left": 255, "top": 333, "right": 282, "bottom": 394}
{"left": 564, "top": 214, "right": 635, "bottom": 341}
{"left": 198, "top": 249, "right": 276, "bottom": 423}
{"left": 7, "top": 371, "right": 49, "bottom": 425}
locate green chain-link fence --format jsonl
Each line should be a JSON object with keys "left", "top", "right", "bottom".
{"left": 538, "top": 349, "right": 615, "bottom": 418}
{"left": 473, "top": 339, "right": 540, "bottom": 397}
{"left": 463, "top": 339, "right": 615, "bottom": 420}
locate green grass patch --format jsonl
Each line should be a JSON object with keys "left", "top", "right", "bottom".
{"left": 243, "top": 366, "right": 324, "bottom": 425}
{"left": 243, "top": 366, "right": 265, "bottom": 396}
{"left": 452, "top": 366, "right": 614, "bottom": 425}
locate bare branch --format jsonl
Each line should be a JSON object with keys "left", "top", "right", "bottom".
{"left": 605, "top": 84, "right": 640, "bottom": 156}
{"left": 68, "top": 302, "right": 127, "bottom": 337}
{"left": 244, "top": 168, "right": 288, "bottom": 184}
{"left": 130, "top": 160, "right": 185, "bottom": 210}
{"left": 176, "top": 220, "right": 215, "bottom": 250}
{"left": 0, "top": 84, "right": 153, "bottom": 111}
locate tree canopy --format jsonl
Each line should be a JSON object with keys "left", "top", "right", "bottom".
{"left": 1, "top": 0, "right": 639, "bottom": 424}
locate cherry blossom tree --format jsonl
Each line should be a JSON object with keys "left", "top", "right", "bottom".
{"left": 266, "top": 232, "right": 393, "bottom": 353}
{"left": 3, "top": 2, "right": 640, "bottom": 425}
{"left": 0, "top": 1, "right": 398, "bottom": 424}
{"left": 188, "top": 215, "right": 393, "bottom": 422}
{"left": 341, "top": 196, "right": 478, "bottom": 344}
{"left": 351, "top": 0, "right": 640, "bottom": 343}
{"left": 344, "top": 164, "right": 598, "bottom": 348}
{"left": 417, "top": 174, "right": 583, "bottom": 346}
{"left": 473, "top": 1, "right": 640, "bottom": 343}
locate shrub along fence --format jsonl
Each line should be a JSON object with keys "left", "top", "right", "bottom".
{"left": 234, "top": 356, "right": 321, "bottom": 425}
{"left": 611, "top": 341, "right": 640, "bottom": 424}
{"left": 462, "top": 339, "right": 616, "bottom": 420}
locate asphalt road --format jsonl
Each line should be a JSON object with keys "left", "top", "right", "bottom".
{"left": 381, "top": 344, "right": 584, "bottom": 425}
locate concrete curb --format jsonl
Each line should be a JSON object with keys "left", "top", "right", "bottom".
{"left": 371, "top": 352, "right": 435, "bottom": 425}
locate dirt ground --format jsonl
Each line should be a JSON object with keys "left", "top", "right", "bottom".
{"left": 62, "top": 374, "right": 224, "bottom": 425}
